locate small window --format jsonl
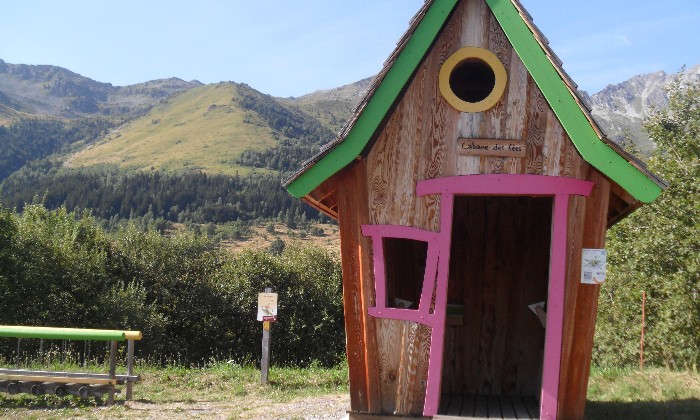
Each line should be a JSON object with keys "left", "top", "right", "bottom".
{"left": 382, "top": 237, "right": 428, "bottom": 310}
{"left": 439, "top": 46, "right": 507, "bottom": 113}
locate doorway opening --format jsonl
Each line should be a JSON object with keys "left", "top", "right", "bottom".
{"left": 439, "top": 195, "right": 552, "bottom": 418}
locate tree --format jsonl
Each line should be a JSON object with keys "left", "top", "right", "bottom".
{"left": 0, "top": 206, "right": 18, "bottom": 310}
{"left": 268, "top": 238, "right": 286, "bottom": 256}
{"left": 594, "top": 76, "right": 700, "bottom": 369}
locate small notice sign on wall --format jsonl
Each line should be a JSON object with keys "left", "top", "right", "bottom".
{"left": 257, "top": 292, "right": 278, "bottom": 321}
{"left": 581, "top": 249, "right": 607, "bottom": 284}
{"left": 457, "top": 138, "right": 526, "bottom": 157}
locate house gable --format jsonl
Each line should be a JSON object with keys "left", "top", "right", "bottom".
{"left": 285, "top": 0, "right": 663, "bottom": 209}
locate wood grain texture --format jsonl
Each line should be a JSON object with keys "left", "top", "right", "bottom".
{"left": 558, "top": 169, "right": 610, "bottom": 419}
{"left": 480, "top": 11, "right": 512, "bottom": 174}
{"left": 337, "top": 160, "right": 381, "bottom": 413}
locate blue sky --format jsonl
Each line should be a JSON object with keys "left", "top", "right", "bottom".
{"left": 1, "top": 0, "right": 698, "bottom": 97}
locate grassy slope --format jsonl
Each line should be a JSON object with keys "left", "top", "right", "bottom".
{"left": 66, "top": 83, "right": 278, "bottom": 176}
{"left": 280, "top": 77, "right": 371, "bottom": 134}
{"left": 283, "top": 97, "right": 356, "bottom": 134}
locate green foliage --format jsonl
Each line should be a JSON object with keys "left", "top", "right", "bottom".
{"left": 268, "top": 238, "right": 286, "bottom": 255}
{"left": 221, "top": 246, "right": 344, "bottom": 367}
{"left": 0, "top": 165, "right": 317, "bottom": 225}
{"left": 594, "top": 76, "right": 700, "bottom": 369}
{"left": 5, "top": 204, "right": 113, "bottom": 327}
{"left": 0, "top": 206, "right": 18, "bottom": 310}
{"left": 0, "top": 205, "right": 345, "bottom": 367}
{"left": 0, "top": 117, "right": 116, "bottom": 181}
{"left": 234, "top": 84, "right": 335, "bottom": 172}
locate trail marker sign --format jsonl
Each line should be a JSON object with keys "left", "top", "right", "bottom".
{"left": 257, "top": 292, "right": 278, "bottom": 322}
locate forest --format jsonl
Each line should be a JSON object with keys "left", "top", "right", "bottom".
{"left": 0, "top": 117, "right": 118, "bottom": 181}
{"left": 0, "top": 203, "right": 344, "bottom": 367}
{"left": 0, "top": 163, "right": 317, "bottom": 225}
{"left": 0, "top": 84, "right": 338, "bottom": 227}
{"left": 233, "top": 84, "right": 336, "bottom": 172}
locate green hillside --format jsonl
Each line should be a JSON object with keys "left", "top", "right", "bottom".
{"left": 281, "top": 77, "right": 372, "bottom": 133}
{"left": 66, "top": 83, "right": 281, "bottom": 175}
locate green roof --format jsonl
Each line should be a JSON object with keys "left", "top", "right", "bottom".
{"left": 285, "top": 0, "right": 663, "bottom": 203}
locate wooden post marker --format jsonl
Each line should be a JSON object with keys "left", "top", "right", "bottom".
{"left": 640, "top": 291, "right": 646, "bottom": 371}
{"left": 258, "top": 288, "right": 278, "bottom": 385}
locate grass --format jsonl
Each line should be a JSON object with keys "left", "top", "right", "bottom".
{"left": 1, "top": 362, "right": 698, "bottom": 419}
{"left": 138, "top": 361, "right": 349, "bottom": 404}
{"left": 0, "top": 360, "right": 350, "bottom": 419}
{"left": 586, "top": 367, "right": 700, "bottom": 419}
{"left": 66, "top": 83, "right": 279, "bottom": 176}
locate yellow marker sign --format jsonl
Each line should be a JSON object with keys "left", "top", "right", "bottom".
{"left": 263, "top": 321, "right": 270, "bottom": 331}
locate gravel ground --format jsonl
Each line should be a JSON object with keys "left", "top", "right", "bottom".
{"left": 122, "top": 394, "right": 351, "bottom": 419}
{"left": 0, "top": 394, "right": 351, "bottom": 420}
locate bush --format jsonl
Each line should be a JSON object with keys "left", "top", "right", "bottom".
{"left": 0, "top": 205, "right": 345, "bottom": 367}
{"left": 593, "top": 77, "right": 699, "bottom": 370}
{"left": 218, "top": 245, "right": 344, "bottom": 367}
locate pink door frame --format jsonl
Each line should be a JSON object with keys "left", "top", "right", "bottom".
{"left": 362, "top": 174, "right": 594, "bottom": 418}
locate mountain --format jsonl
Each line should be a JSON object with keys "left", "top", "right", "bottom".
{"left": 6, "top": 58, "right": 697, "bottom": 179}
{"left": 66, "top": 82, "right": 336, "bottom": 175}
{"left": 65, "top": 82, "right": 281, "bottom": 175}
{"left": 280, "top": 77, "right": 374, "bottom": 133}
{"left": 587, "top": 64, "right": 700, "bottom": 154}
{"left": 0, "top": 59, "right": 200, "bottom": 119}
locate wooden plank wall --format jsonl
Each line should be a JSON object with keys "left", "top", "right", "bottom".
{"left": 331, "top": 0, "right": 600, "bottom": 416}
{"left": 558, "top": 170, "right": 610, "bottom": 419}
{"left": 336, "top": 160, "right": 381, "bottom": 413}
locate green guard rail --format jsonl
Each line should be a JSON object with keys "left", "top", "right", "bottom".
{"left": 1, "top": 325, "right": 142, "bottom": 403}
{"left": 0, "top": 326, "right": 142, "bottom": 342}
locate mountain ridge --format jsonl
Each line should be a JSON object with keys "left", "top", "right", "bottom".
{"left": 0, "top": 59, "right": 201, "bottom": 119}
{"left": 587, "top": 64, "right": 700, "bottom": 154}
{"left": 1, "top": 58, "right": 698, "bottom": 181}
{"left": 0, "top": 59, "right": 696, "bottom": 228}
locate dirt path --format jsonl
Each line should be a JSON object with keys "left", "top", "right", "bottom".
{"left": 1, "top": 394, "right": 351, "bottom": 420}
{"left": 123, "top": 394, "right": 350, "bottom": 419}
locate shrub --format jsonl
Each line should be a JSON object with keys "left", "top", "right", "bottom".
{"left": 0, "top": 205, "right": 345, "bottom": 367}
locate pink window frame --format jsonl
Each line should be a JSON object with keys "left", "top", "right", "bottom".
{"left": 362, "top": 174, "right": 594, "bottom": 419}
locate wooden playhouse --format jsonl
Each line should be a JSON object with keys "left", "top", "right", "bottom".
{"left": 285, "top": 0, "right": 665, "bottom": 418}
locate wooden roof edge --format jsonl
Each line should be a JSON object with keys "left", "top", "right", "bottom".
{"left": 509, "top": 0, "right": 667, "bottom": 192}
{"left": 490, "top": 0, "right": 664, "bottom": 203}
{"left": 606, "top": 179, "right": 644, "bottom": 227}
{"left": 284, "top": 0, "right": 459, "bottom": 197}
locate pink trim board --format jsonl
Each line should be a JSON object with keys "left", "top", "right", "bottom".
{"left": 362, "top": 175, "right": 593, "bottom": 418}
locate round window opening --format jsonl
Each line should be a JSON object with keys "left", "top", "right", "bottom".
{"left": 449, "top": 58, "right": 495, "bottom": 103}
{"left": 439, "top": 47, "right": 507, "bottom": 112}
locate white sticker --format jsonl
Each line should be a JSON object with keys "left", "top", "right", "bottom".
{"left": 582, "top": 249, "right": 607, "bottom": 284}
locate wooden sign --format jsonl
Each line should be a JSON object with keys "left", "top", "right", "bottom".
{"left": 458, "top": 138, "right": 526, "bottom": 157}
{"left": 260, "top": 287, "right": 274, "bottom": 385}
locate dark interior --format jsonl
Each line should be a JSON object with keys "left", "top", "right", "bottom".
{"left": 383, "top": 237, "right": 428, "bottom": 310}
{"left": 441, "top": 195, "right": 552, "bottom": 397}
{"left": 449, "top": 58, "right": 496, "bottom": 103}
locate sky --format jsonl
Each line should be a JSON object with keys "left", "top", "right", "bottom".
{"left": 1, "top": 0, "right": 699, "bottom": 98}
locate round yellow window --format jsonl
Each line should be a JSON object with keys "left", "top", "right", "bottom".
{"left": 439, "top": 46, "right": 507, "bottom": 112}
